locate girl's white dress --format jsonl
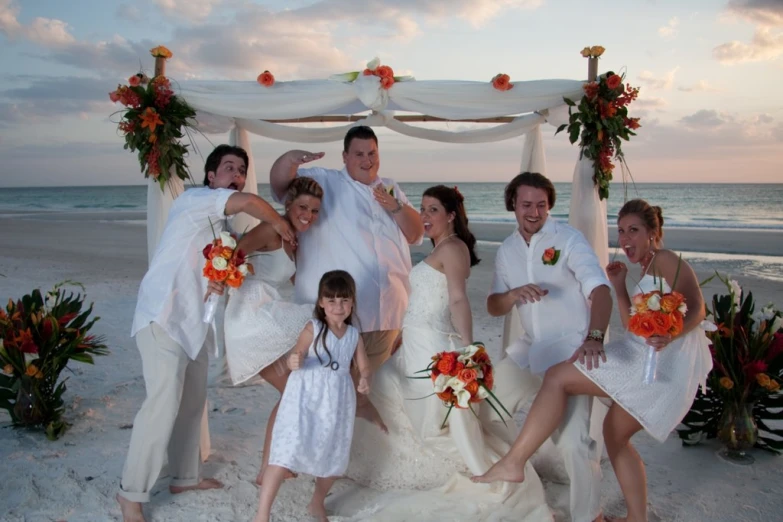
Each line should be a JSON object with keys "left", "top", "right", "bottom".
{"left": 575, "top": 274, "right": 714, "bottom": 441}
{"left": 224, "top": 247, "right": 313, "bottom": 384}
{"left": 268, "top": 319, "right": 359, "bottom": 477}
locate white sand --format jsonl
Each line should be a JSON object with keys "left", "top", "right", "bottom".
{"left": 0, "top": 212, "right": 781, "bottom": 521}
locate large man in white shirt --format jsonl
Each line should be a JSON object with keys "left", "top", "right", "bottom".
{"left": 117, "top": 145, "right": 295, "bottom": 522}
{"left": 480, "top": 172, "right": 613, "bottom": 522}
{"left": 269, "top": 126, "right": 424, "bottom": 389}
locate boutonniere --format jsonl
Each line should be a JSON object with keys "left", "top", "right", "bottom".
{"left": 542, "top": 247, "right": 561, "bottom": 266}
{"left": 386, "top": 185, "right": 395, "bottom": 197}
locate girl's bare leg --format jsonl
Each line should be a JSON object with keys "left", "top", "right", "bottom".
{"left": 256, "top": 361, "right": 296, "bottom": 485}
{"left": 603, "top": 404, "right": 646, "bottom": 522}
{"left": 472, "top": 362, "right": 607, "bottom": 483}
{"left": 253, "top": 465, "right": 289, "bottom": 522}
{"left": 308, "top": 476, "right": 338, "bottom": 522}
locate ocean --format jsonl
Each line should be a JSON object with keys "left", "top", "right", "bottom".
{"left": 2, "top": 182, "right": 782, "bottom": 231}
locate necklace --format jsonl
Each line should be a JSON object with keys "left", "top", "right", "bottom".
{"left": 640, "top": 250, "right": 657, "bottom": 277}
{"left": 433, "top": 233, "right": 457, "bottom": 251}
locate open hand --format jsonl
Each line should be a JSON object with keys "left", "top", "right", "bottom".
{"left": 372, "top": 184, "right": 400, "bottom": 213}
{"left": 606, "top": 261, "right": 628, "bottom": 287}
{"left": 511, "top": 284, "right": 549, "bottom": 304}
{"left": 291, "top": 151, "right": 325, "bottom": 166}
{"left": 204, "top": 280, "right": 225, "bottom": 301}
{"left": 647, "top": 334, "right": 673, "bottom": 352}
{"left": 568, "top": 339, "right": 606, "bottom": 370}
{"left": 273, "top": 218, "right": 297, "bottom": 247}
{"left": 288, "top": 352, "right": 302, "bottom": 371}
{"left": 357, "top": 377, "right": 370, "bottom": 395}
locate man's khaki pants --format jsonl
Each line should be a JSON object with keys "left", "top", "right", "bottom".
{"left": 118, "top": 323, "right": 208, "bottom": 503}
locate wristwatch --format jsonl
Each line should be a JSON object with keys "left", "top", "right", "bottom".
{"left": 390, "top": 198, "right": 403, "bottom": 214}
{"left": 585, "top": 329, "right": 605, "bottom": 343}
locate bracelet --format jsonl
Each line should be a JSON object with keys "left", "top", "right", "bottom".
{"left": 390, "top": 199, "right": 403, "bottom": 214}
{"left": 585, "top": 329, "right": 605, "bottom": 343}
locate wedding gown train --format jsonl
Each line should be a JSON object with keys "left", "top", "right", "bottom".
{"left": 342, "top": 262, "right": 553, "bottom": 521}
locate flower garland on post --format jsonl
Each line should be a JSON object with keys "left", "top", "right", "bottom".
{"left": 109, "top": 46, "right": 196, "bottom": 191}
{"left": 556, "top": 46, "right": 641, "bottom": 200}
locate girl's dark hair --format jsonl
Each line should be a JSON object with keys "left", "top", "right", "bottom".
{"left": 618, "top": 199, "right": 665, "bottom": 247}
{"left": 422, "top": 185, "right": 480, "bottom": 267}
{"left": 202, "top": 144, "right": 249, "bottom": 186}
{"left": 312, "top": 270, "right": 357, "bottom": 367}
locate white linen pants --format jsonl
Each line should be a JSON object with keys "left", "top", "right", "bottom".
{"left": 119, "top": 322, "right": 208, "bottom": 503}
{"left": 490, "top": 357, "right": 602, "bottom": 522}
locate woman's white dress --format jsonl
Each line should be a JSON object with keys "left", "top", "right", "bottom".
{"left": 268, "top": 319, "right": 359, "bottom": 477}
{"left": 224, "top": 247, "right": 313, "bottom": 385}
{"left": 345, "top": 262, "right": 553, "bottom": 521}
{"left": 575, "top": 274, "right": 713, "bottom": 441}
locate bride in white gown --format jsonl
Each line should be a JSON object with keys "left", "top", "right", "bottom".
{"left": 224, "top": 176, "right": 323, "bottom": 484}
{"left": 345, "top": 186, "right": 552, "bottom": 521}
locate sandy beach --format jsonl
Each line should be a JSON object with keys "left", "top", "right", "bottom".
{"left": 1, "top": 210, "right": 782, "bottom": 522}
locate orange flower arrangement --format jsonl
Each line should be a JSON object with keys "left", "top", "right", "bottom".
{"left": 257, "top": 70, "right": 275, "bottom": 87}
{"left": 150, "top": 45, "right": 173, "bottom": 59}
{"left": 410, "top": 342, "right": 509, "bottom": 429}
{"left": 363, "top": 60, "right": 397, "bottom": 90}
{"left": 628, "top": 290, "right": 687, "bottom": 338}
{"left": 491, "top": 73, "right": 513, "bottom": 91}
{"left": 202, "top": 231, "right": 254, "bottom": 289}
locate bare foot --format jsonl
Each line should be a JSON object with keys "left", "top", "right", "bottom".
{"left": 116, "top": 493, "right": 146, "bottom": 522}
{"left": 471, "top": 457, "right": 526, "bottom": 483}
{"left": 307, "top": 501, "right": 329, "bottom": 522}
{"left": 357, "top": 402, "right": 389, "bottom": 434}
{"left": 255, "top": 466, "right": 297, "bottom": 486}
{"left": 169, "top": 478, "right": 224, "bottom": 494}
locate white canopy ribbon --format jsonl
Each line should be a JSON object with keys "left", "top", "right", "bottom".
{"left": 146, "top": 173, "right": 184, "bottom": 264}
{"left": 355, "top": 73, "right": 389, "bottom": 112}
{"left": 228, "top": 125, "right": 260, "bottom": 234}
{"left": 568, "top": 155, "right": 609, "bottom": 268}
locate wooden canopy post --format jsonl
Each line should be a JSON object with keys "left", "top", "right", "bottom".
{"left": 154, "top": 56, "right": 166, "bottom": 78}
{"left": 588, "top": 57, "right": 598, "bottom": 82}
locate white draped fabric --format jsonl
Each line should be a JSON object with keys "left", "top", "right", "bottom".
{"left": 569, "top": 155, "right": 609, "bottom": 268}
{"left": 145, "top": 173, "right": 184, "bottom": 264}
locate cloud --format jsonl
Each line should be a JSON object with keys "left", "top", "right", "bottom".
{"left": 634, "top": 96, "right": 668, "bottom": 110}
{"left": 714, "top": 1, "right": 783, "bottom": 64}
{"left": 679, "top": 109, "right": 730, "bottom": 128}
{"left": 116, "top": 3, "right": 144, "bottom": 22}
{"left": 713, "top": 26, "right": 783, "bottom": 63}
{"left": 152, "top": 0, "right": 226, "bottom": 23}
{"left": 754, "top": 113, "right": 775, "bottom": 124}
{"left": 637, "top": 67, "right": 680, "bottom": 90}
{"left": 658, "top": 16, "right": 680, "bottom": 39}
{"left": 677, "top": 80, "right": 719, "bottom": 92}
{"left": 772, "top": 122, "right": 783, "bottom": 141}
{"left": 0, "top": 75, "right": 114, "bottom": 124}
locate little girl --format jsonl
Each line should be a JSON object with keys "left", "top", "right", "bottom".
{"left": 253, "top": 270, "right": 371, "bottom": 522}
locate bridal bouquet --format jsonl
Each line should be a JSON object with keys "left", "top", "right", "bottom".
{"left": 411, "top": 342, "right": 511, "bottom": 429}
{"left": 202, "top": 230, "right": 253, "bottom": 323}
{"left": 628, "top": 288, "right": 686, "bottom": 383}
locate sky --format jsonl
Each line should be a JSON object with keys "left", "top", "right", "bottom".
{"left": 0, "top": 0, "right": 781, "bottom": 187}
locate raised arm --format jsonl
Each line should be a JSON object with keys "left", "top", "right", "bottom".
{"left": 486, "top": 250, "right": 547, "bottom": 317}
{"left": 236, "top": 222, "right": 280, "bottom": 254}
{"left": 372, "top": 183, "right": 423, "bottom": 245}
{"left": 225, "top": 193, "right": 295, "bottom": 244}
{"left": 269, "top": 150, "right": 325, "bottom": 201}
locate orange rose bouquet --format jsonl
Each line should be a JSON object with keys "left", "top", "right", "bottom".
{"left": 410, "top": 342, "right": 511, "bottom": 429}
{"left": 201, "top": 230, "right": 254, "bottom": 323}
{"left": 628, "top": 287, "right": 687, "bottom": 383}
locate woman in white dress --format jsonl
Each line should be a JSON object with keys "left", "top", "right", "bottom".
{"left": 345, "top": 186, "right": 552, "bottom": 521}
{"left": 224, "top": 176, "right": 322, "bottom": 484}
{"left": 473, "top": 199, "right": 713, "bottom": 522}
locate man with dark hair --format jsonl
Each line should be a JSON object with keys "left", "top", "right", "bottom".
{"left": 117, "top": 145, "right": 294, "bottom": 522}
{"left": 484, "top": 171, "right": 612, "bottom": 522}
{"left": 269, "top": 126, "right": 423, "bottom": 423}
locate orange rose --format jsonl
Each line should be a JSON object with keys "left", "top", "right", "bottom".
{"left": 257, "top": 70, "right": 275, "bottom": 87}
{"left": 492, "top": 73, "right": 513, "bottom": 91}
{"left": 203, "top": 263, "right": 228, "bottom": 282}
{"left": 458, "top": 368, "right": 478, "bottom": 384}
{"left": 25, "top": 364, "right": 39, "bottom": 377}
{"left": 719, "top": 376, "right": 734, "bottom": 390}
{"left": 453, "top": 361, "right": 465, "bottom": 374}
{"left": 756, "top": 373, "right": 771, "bottom": 388}
{"left": 380, "top": 76, "right": 395, "bottom": 90}
{"left": 128, "top": 75, "right": 141, "bottom": 87}
{"left": 629, "top": 313, "right": 656, "bottom": 338}
{"left": 363, "top": 68, "right": 374, "bottom": 76}
{"left": 543, "top": 248, "right": 555, "bottom": 263}
{"left": 660, "top": 294, "right": 681, "bottom": 313}
{"left": 436, "top": 352, "right": 458, "bottom": 375}
{"left": 376, "top": 65, "right": 394, "bottom": 79}
{"left": 437, "top": 390, "right": 455, "bottom": 404}
{"left": 670, "top": 310, "right": 684, "bottom": 336}
{"left": 465, "top": 380, "right": 480, "bottom": 398}
{"left": 768, "top": 380, "right": 780, "bottom": 392}
{"left": 483, "top": 367, "right": 494, "bottom": 390}
{"left": 149, "top": 45, "right": 173, "bottom": 58}
{"left": 632, "top": 293, "right": 648, "bottom": 314}
{"left": 606, "top": 74, "right": 622, "bottom": 90}
{"left": 225, "top": 269, "right": 244, "bottom": 288}
{"left": 651, "top": 311, "right": 673, "bottom": 336}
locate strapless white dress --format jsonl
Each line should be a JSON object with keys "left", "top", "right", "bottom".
{"left": 223, "top": 247, "right": 313, "bottom": 385}
{"left": 574, "top": 274, "right": 713, "bottom": 441}
{"left": 345, "top": 262, "right": 553, "bottom": 521}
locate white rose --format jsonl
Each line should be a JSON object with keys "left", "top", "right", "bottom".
{"left": 238, "top": 263, "right": 249, "bottom": 276}
{"left": 678, "top": 302, "right": 688, "bottom": 314}
{"left": 366, "top": 57, "right": 380, "bottom": 71}
{"left": 646, "top": 294, "right": 661, "bottom": 311}
{"left": 432, "top": 373, "right": 450, "bottom": 393}
{"left": 219, "top": 231, "right": 236, "bottom": 249}
{"left": 447, "top": 376, "right": 465, "bottom": 392}
{"left": 455, "top": 389, "right": 471, "bottom": 409}
{"left": 728, "top": 279, "right": 742, "bottom": 308}
{"left": 211, "top": 257, "right": 228, "bottom": 270}
{"left": 771, "top": 315, "right": 783, "bottom": 334}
